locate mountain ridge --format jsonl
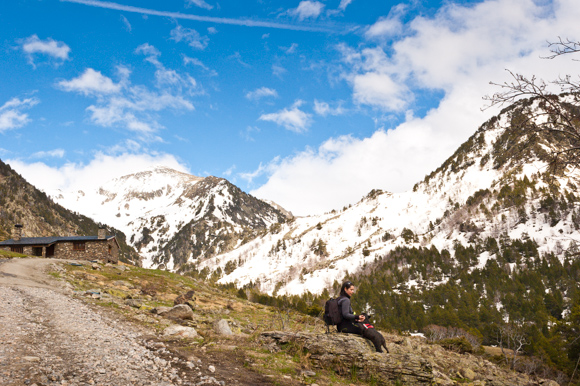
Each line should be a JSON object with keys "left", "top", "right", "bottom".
{"left": 48, "top": 166, "right": 290, "bottom": 269}
{"left": 197, "top": 96, "right": 580, "bottom": 296}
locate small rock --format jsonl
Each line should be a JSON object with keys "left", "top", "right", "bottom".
{"left": 22, "top": 356, "right": 41, "bottom": 362}
{"left": 159, "top": 304, "right": 194, "bottom": 320}
{"left": 113, "top": 280, "right": 133, "bottom": 288}
{"left": 208, "top": 365, "right": 215, "bottom": 373}
{"left": 125, "top": 299, "right": 143, "bottom": 308}
{"left": 302, "top": 370, "right": 316, "bottom": 377}
{"left": 460, "top": 367, "right": 476, "bottom": 380}
{"left": 174, "top": 290, "right": 196, "bottom": 306}
{"left": 163, "top": 325, "right": 199, "bottom": 339}
{"left": 214, "top": 319, "right": 233, "bottom": 336}
{"left": 151, "top": 306, "right": 172, "bottom": 315}
{"left": 187, "top": 355, "right": 201, "bottom": 363}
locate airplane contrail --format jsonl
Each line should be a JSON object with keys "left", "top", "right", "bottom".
{"left": 61, "top": 0, "right": 340, "bottom": 33}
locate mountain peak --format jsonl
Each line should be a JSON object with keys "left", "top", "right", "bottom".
{"left": 51, "top": 166, "right": 288, "bottom": 269}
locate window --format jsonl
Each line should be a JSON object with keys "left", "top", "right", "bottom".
{"left": 10, "top": 246, "right": 23, "bottom": 254}
{"left": 73, "top": 241, "right": 86, "bottom": 251}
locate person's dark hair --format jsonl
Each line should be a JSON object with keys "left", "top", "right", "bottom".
{"left": 340, "top": 281, "right": 354, "bottom": 297}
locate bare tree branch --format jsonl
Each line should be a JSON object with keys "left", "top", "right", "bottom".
{"left": 482, "top": 38, "right": 580, "bottom": 176}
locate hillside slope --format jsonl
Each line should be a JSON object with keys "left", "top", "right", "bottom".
{"left": 200, "top": 97, "right": 580, "bottom": 297}
{"left": 49, "top": 167, "right": 289, "bottom": 269}
{"left": 0, "top": 160, "right": 140, "bottom": 264}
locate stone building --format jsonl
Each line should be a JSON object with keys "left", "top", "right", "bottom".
{"left": 0, "top": 225, "right": 119, "bottom": 263}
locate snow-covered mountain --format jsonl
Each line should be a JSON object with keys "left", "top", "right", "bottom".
{"left": 49, "top": 167, "right": 289, "bottom": 269}
{"left": 199, "top": 97, "right": 580, "bottom": 296}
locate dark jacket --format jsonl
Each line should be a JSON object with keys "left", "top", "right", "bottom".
{"left": 338, "top": 296, "right": 357, "bottom": 322}
{"left": 336, "top": 294, "right": 362, "bottom": 334}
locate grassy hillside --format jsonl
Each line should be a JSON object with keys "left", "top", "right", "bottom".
{"left": 46, "top": 259, "right": 576, "bottom": 386}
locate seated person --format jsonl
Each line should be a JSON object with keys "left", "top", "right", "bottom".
{"left": 336, "top": 281, "right": 365, "bottom": 334}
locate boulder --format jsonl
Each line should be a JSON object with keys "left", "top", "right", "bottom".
{"left": 151, "top": 306, "right": 172, "bottom": 315}
{"left": 214, "top": 319, "right": 233, "bottom": 336}
{"left": 262, "top": 331, "right": 432, "bottom": 385}
{"left": 174, "top": 290, "right": 196, "bottom": 306}
{"left": 163, "top": 325, "right": 198, "bottom": 339}
{"left": 158, "top": 304, "right": 194, "bottom": 320}
{"left": 125, "top": 299, "right": 142, "bottom": 308}
{"left": 460, "top": 367, "right": 477, "bottom": 380}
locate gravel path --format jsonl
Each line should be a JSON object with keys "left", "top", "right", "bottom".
{"left": 0, "top": 259, "right": 226, "bottom": 386}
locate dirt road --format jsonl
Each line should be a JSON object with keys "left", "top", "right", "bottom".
{"left": 0, "top": 258, "right": 231, "bottom": 386}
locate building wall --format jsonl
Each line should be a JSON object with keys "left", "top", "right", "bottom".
{"left": 53, "top": 239, "right": 119, "bottom": 263}
{"left": 1, "top": 239, "right": 119, "bottom": 263}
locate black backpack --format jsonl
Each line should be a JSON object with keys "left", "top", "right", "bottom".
{"left": 323, "top": 297, "right": 344, "bottom": 327}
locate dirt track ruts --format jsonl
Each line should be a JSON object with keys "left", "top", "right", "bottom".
{"left": 0, "top": 258, "right": 228, "bottom": 386}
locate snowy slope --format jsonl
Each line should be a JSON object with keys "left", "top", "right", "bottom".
{"left": 49, "top": 167, "right": 287, "bottom": 268}
{"left": 200, "top": 99, "right": 580, "bottom": 296}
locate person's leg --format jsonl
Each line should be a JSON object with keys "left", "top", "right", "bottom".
{"left": 338, "top": 322, "right": 363, "bottom": 334}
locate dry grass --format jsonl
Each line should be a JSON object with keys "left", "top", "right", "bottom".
{"left": 54, "top": 261, "right": 373, "bottom": 385}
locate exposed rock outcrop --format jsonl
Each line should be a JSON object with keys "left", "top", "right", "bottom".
{"left": 262, "top": 331, "right": 432, "bottom": 385}
{"left": 261, "top": 331, "right": 559, "bottom": 386}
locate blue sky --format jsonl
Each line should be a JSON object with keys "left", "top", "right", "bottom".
{"left": 1, "top": 0, "right": 579, "bottom": 215}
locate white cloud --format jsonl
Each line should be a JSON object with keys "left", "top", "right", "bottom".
{"left": 58, "top": 46, "right": 195, "bottom": 141}
{"left": 251, "top": 0, "right": 580, "bottom": 215}
{"left": 170, "top": 25, "right": 209, "bottom": 50}
{"left": 135, "top": 43, "right": 160, "bottom": 58}
{"left": 313, "top": 100, "right": 345, "bottom": 116}
{"left": 288, "top": 1, "right": 325, "bottom": 21}
{"left": 246, "top": 87, "right": 278, "bottom": 100}
{"left": 241, "top": 126, "right": 260, "bottom": 142}
{"left": 272, "top": 64, "right": 287, "bottom": 77}
{"left": 338, "top": 0, "right": 353, "bottom": 11}
{"left": 284, "top": 43, "right": 298, "bottom": 54}
{"left": 7, "top": 152, "right": 189, "bottom": 193}
{"left": 259, "top": 100, "right": 312, "bottom": 133}
{"left": 0, "top": 97, "right": 39, "bottom": 132}
{"left": 57, "top": 68, "right": 122, "bottom": 96}
{"left": 365, "top": 15, "right": 403, "bottom": 40}
{"left": 207, "top": 27, "right": 217, "bottom": 34}
{"left": 352, "top": 72, "right": 411, "bottom": 111}
{"left": 120, "top": 15, "right": 132, "bottom": 31}
{"left": 222, "top": 165, "right": 236, "bottom": 177}
{"left": 31, "top": 149, "right": 65, "bottom": 159}
{"left": 187, "top": 0, "right": 213, "bottom": 10}
{"left": 183, "top": 55, "right": 218, "bottom": 76}
{"left": 229, "top": 52, "right": 251, "bottom": 68}
{"left": 21, "top": 35, "right": 70, "bottom": 66}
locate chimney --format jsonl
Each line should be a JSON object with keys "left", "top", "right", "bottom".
{"left": 13, "top": 224, "right": 23, "bottom": 241}
{"left": 98, "top": 228, "right": 106, "bottom": 240}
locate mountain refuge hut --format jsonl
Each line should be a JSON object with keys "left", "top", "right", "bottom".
{"left": 0, "top": 225, "right": 119, "bottom": 263}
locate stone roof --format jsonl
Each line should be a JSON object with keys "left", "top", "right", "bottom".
{"left": 0, "top": 236, "right": 116, "bottom": 246}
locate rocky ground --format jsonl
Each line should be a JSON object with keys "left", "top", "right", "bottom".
{"left": 0, "top": 257, "right": 565, "bottom": 386}
{"left": 0, "top": 258, "right": 265, "bottom": 386}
